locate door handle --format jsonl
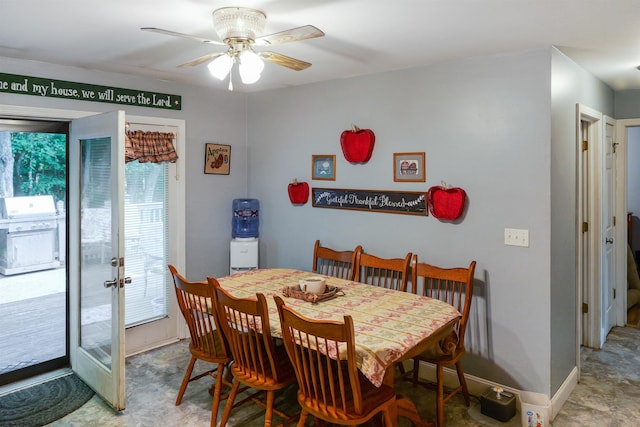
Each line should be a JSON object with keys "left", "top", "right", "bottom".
{"left": 105, "top": 277, "right": 132, "bottom": 288}
{"left": 605, "top": 238, "right": 614, "bottom": 244}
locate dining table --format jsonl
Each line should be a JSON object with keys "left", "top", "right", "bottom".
{"left": 217, "top": 268, "right": 461, "bottom": 427}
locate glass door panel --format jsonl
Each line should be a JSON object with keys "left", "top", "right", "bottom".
{"left": 80, "top": 136, "right": 114, "bottom": 367}
{"left": 124, "top": 161, "right": 168, "bottom": 327}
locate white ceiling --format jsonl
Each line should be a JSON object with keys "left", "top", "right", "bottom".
{"left": 2, "top": 0, "right": 640, "bottom": 93}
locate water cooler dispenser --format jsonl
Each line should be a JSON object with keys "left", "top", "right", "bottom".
{"left": 230, "top": 198, "right": 259, "bottom": 275}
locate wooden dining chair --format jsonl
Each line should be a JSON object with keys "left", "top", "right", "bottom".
{"left": 312, "top": 240, "right": 362, "bottom": 281}
{"left": 274, "top": 296, "right": 396, "bottom": 427}
{"left": 168, "top": 265, "right": 232, "bottom": 426}
{"left": 354, "top": 251, "right": 412, "bottom": 292}
{"left": 210, "top": 280, "right": 298, "bottom": 427}
{"left": 408, "top": 255, "right": 476, "bottom": 427}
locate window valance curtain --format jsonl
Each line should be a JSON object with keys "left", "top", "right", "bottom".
{"left": 125, "top": 130, "right": 178, "bottom": 164}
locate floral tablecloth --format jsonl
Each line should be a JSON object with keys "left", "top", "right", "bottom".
{"left": 218, "top": 268, "right": 460, "bottom": 387}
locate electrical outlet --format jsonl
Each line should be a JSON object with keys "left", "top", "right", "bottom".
{"left": 504, "top": 228, "right": 529, "bottom": 247}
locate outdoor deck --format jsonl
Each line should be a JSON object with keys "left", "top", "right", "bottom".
{"left": 0, "top": 268, "right": 66, "bottom": 374}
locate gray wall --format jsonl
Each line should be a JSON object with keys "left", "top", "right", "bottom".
{"left": 1, "top": 45, "right": 616, "bottom": 397}
{"left": 0, "top": 56, "right": 248, "bottom": 280}
{"left": 549, "top": 48, "right": 614, "bottom": 395}
{"left": 615, "top": 89, "right": 640, "bottom": 119}
{"left": 247, "top": 48, "right": 556, "bottom": 393}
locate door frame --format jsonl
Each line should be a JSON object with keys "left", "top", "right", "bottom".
{"left": 577, "top": 104, "right": 603, "bottom": 351}
{"left": 124, "top": 116, "right": 187, "bottom": 354}
{"left": 0, "top": 103, "right": 187, "bottom": 352}
{"left": 576, "top": 105, "right": 626, "bottom": 361}
{"left": 602, "top": 115, "right": 617, "bottom": 339}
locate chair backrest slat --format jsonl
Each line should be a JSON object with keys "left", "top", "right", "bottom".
{"left": 410, "top": 255, "right": 476, "bottom": 348}
{"left": 354, "top": 251, "right": 412, "bottom": 292}
{"left": 275, "top": 296, "right": 364, "bottom": 416}
{"left": 313, "top": 240, "right": 362, "bottom": 281}
{"left": 169, "top": 265, "right": 228, "bottom": 359}
{"left": 212, "top": 283, "right": 281, "bottom": 383}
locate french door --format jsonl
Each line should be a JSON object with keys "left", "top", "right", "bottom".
{"left": 69, "top": 111, "right": 126, "bottom": 410}
{"left": 0, "top": 104, "right": 185, "bottom": 409}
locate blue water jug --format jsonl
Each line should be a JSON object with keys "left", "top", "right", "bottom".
{"left": 232, "top": 198, "right": 259, "bottom": 238}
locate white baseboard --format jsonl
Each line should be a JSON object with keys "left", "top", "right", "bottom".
{"left": 549, "top": 366, "right": 577, "bottom": 419}
{"left": 406, "top": 361, "right": 578, "bottom": 421}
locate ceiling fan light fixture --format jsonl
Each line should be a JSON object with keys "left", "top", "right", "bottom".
{"left": 212, "top": 7, "right": 266, "bottom": 41}
{"left": 239, "top": 50, "right": 264, "bottom": 84}
{"left": 239, "top": 68, "right": 261, "bottom": 84}
{"left": 208, "top": 54, "right": 234, "bottom": 80}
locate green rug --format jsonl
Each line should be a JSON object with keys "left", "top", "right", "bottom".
{"left": 0, "top": 373, "right": 94, "bottom": 426}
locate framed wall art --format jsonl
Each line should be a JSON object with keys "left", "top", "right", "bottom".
{"left": 312, "top": 154, "right": 336, "bottom": 180}
{"left": 204, "top": 143, "right": 231, "bottom": 175}
{"left": 393, "top": 152, "right": 426, "bottom": 182}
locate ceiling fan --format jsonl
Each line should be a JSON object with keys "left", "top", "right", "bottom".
{"left": 141, "top": 7, "right": 324, "bottom": 89}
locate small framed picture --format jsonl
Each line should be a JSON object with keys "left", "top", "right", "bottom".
{"left": 312, "top": 155, "right": 336, "bottom": 181}
{"left": 393, "top": 152, "right": 426, "bottom": 182}
{"left": 204, "top": 143, "right": 231, "bottom": 175}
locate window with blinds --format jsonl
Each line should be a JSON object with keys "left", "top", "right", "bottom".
{"left": 123, "top": 160, "right": 169, "bottom": 327}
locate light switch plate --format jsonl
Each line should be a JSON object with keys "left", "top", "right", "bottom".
{"left": 504, "top": 228, "right": 529, "bottom": 247}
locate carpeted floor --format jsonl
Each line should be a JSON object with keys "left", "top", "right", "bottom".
{"left": 0, "top": 373, "right": 94, "bottom": 426}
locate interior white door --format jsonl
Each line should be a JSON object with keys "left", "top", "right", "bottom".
{"left": 69, "top": 111, "right": 126, "bottom": 410}
{"left": 602, "top": 116, "right": 617, "bottom": 339}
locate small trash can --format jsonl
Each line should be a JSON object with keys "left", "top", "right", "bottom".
{"left": 520, "top": 391, "right": 550, "bottom": 427}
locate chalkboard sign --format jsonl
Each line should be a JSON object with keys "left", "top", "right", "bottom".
{"left": 312, "top": 188, "right": 427, "bottom": 216}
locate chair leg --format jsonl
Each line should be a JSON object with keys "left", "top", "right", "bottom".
{"left": 296, "top": 410, "right": 308, "bottom": 427}
{"left": 397, "top": 360, "right": 406, "bottom": 376}
{"left": 218, "top": 379, "right": 241, "bottom": 427}
{"left": 455, "top": 361, "right": 471, "bottom": 406}
{"left": 412, "top": 358, "right": 420, "bottom": 385}
{"left": 263, "top": 390, "right": 275, "bottom": 427}
{"left": 210, "top": 363, "right": 226, "bottom": 427}
{"left": 176, "top": 355, "right": 197, "bottom": 405}
{"left": 436, "top": 364, "right": 445, "bottom": 427}
{"left": 381, "top": 406, "right": 395, "bottom": 427}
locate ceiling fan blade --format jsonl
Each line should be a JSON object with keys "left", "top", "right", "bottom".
{"left": 258, "top": 51, "right": 311, "bottom": 71}
{"left": 177, "top": 52, "right": 225, "bottom": 68}
{"left": 141, "top": 27, "right": 225, "bottom": 46}
{"left": 254, "top": 25, "right": 324, "bottom": 46}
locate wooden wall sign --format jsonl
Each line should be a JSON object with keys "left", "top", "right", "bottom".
{"left": 312, "top": 188, "right": 427, "bottom": 216}
{"left": 0, "top": 72, "right": 182, "bottom": 110}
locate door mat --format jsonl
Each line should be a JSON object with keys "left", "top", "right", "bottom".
{"left": 0, "top": 373, "right": 94, "bottom": 426}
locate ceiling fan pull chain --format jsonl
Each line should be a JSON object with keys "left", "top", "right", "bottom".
{"left": 228, "top": 72, "right": 233, "bottom": 91}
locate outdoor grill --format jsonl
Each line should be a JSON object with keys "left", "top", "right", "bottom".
{"left": 0, "top": 195, "right": 61, "bottom": 275}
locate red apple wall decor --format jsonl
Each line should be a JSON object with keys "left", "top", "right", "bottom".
{"left": 340, "top": 125, "right": 375, "bottom": 163}
{"left": 288, "top": 179, "right": 309, "bottom": 205}
{"left": 427, "top": 185, "right": 467, "bottom": 221}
